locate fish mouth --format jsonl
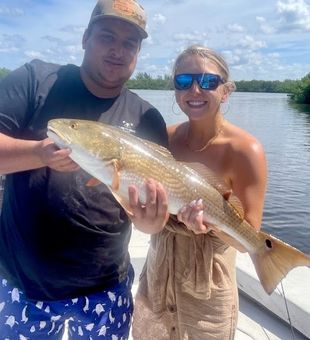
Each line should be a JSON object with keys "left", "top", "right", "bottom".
{"left": 47, "top": 125, "right": 71, "bottom": 149}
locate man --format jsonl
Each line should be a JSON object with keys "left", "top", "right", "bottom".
{"left": 0, "top": 0, "right": 169, "bottom": 338}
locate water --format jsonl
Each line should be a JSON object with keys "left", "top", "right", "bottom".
{"left": 134, "top": 90, "right": 310, "bottom": 254}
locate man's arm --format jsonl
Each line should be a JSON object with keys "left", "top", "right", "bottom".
{"left": 0, "top": 62, "right": 78, "bottom": 175}
{"left": 0, "top": 133, "right": 79, "bottom": 175}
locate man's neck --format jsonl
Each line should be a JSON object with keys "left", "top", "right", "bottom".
{"left": 80, "top": 67, "right": 123, "bottom": 99}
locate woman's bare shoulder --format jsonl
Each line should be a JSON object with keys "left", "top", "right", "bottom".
{"left": 225, "top": 121, "right": 265, "bottom": 156}
{"left": 224, "top": 121, "right": 267, "bottom": 189}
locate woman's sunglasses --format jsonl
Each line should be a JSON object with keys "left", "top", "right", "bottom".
{"left": 174, "top": 73, "right": 224, "bottom": 91}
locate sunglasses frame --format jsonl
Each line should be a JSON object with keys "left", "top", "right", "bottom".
{"left": 174, "top": 73, "right": 224, "bottom": 91}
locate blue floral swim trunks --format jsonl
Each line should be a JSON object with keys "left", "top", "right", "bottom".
{"left": 0, "top": 266, "right": 134, "bottom": 339}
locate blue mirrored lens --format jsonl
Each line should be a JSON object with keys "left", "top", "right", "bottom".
{"left": 174, "top": 74, "right": 193, "bottom": 90}
{"left": 199, "top": 74, "right": 220, "bottom": 90}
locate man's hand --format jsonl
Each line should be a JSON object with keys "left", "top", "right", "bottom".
{"left": 128, "top": 179, "right": 169, "bottom": 234}
{"left": 38, "top": 138, "right": 80, "bottom": 172}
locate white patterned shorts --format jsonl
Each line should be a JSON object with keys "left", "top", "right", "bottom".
{"left": 0, "top": 266, "right": 134, "bottom": 339}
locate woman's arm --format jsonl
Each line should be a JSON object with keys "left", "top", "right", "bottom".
{"left": 229, "top": 137, "right": 267, "bottom": 230}
{"left": 177, "top": 134, "right": 268, "bottom": 252}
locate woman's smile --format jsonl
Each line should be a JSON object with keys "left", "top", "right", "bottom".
{"left": 186, "top": 100, "right": 207, "bottom": 108}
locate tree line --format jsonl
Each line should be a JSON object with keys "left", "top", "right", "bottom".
{"left": 0, "top": 68, "right": 10, "bottom": 79}
{"left": 126, "top": 73, "right": 298, "bottom": 93}
{"left": 1, "top": 67, "right": 309, "bottom": 104}
{"left": 127, "top": 72, "right": 310, "bottom": 104}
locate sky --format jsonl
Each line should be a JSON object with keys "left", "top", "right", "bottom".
{"left": 0, "top": 0, "right": 310, "bottom": 81}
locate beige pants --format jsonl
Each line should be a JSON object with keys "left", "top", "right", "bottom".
{"left": 132, "top": 224, "right": 238, "bottom": 340}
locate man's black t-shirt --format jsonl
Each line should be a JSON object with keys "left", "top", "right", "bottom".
{"left": 0, "top": 60, "right": 168, "bottom": 300}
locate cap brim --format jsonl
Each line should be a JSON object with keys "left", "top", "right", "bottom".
{"left": 89, "top": 14, "right": 148, "bottom": 39}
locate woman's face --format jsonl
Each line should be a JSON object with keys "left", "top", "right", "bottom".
{"left": 175, "top": 55, "right": 228, "bottom": 121}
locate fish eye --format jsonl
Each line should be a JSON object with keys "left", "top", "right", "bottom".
{"left": 70, "top": 122, "right": 78, "bottom": 129}
{"left": 265, "top": 239, "right": 272, "bottom": 249}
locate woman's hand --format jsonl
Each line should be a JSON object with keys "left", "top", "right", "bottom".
{"left": 178, "top": 199, "right": 248, "bottom": 251}
{"left": 177, "top": 199, "right": 217, "bottom": 234}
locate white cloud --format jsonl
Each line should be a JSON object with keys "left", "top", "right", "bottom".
{"left": 0, "top": 34, "right": 24, "bottom": 53}
{"left": 65, "top": 45, "right": 82, "bottom": 54}
{"left": 41, "top": 36, "right": 64, "bottom": 44}
{"left": 256, "top": 16, "right": 276, "bottom": 34}
{"left": 143, "top": 34, "right": 154, "bottom": 46}
{"left": 173, "top": 31, "right": 208, "bottom": 44}
{"left": 277, "top": 0, "right": 310, "bottom": 31}
{"left": 228, "top": 46, "right": 310, "bottom": 81}
{"left": 0, "top": 0, "right": 309, "bottom": 80}
{"left": 256, "top": 16, "right": 265, "bottom": 23}
{"left": 60, "top": 25, "right": 85, "bottom": 34}
{"left": 139, "top": 52, "right": 151, "bottom": 61}
{"left": 227, "top": 23, "right": 245, "bottom": 33}
{"left": 0, "top": 6, "right": 24, "bottom": 16}
{"left": 24, "top": 50, "right": 45, "bottom": 59}
{"left": 68, "top": 55, "right": 77, "bottom": 62}
{"left": 222, "top": 50, "right": 242, "bottom": 65}
{"left": 0, "top": 46, "right": 19, "bottom": 53}
{"left": 237, "top": 35, "right": 267, "bottom": 50}
{"left": 39, "top": 35, "right": 82, "bottom": 58}
{"left": 152, "top": 13, "right": 166, "bottom": 25}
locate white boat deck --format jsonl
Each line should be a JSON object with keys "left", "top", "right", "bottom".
{"left": 62, "top": 227, "right": 309, "bottom": 339}
{"left": 129, "top": 227, "right": 310, "bottom": 340}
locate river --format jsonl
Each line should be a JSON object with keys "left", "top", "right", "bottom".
{"left": 134, "top": 90, "right": 310, "bottom": 254}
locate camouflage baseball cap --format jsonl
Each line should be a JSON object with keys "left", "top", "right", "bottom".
{"left": 88, "top": 0, "right": 148, "bottom": 39}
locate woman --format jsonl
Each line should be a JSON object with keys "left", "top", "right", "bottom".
{"left": 132, "top": 45, "right": 267, "bottom": 339}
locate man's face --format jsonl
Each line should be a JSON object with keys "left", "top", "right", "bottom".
{"left": 82, "top": 17, "right": 141, "bottom": 91}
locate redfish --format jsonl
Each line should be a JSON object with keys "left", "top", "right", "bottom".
{"left": 47, "top": 118, "right": 310, "bottom": 294}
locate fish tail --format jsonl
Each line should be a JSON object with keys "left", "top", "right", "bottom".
{"left": 250, "top": 231, "right": 310, "bottom": 295}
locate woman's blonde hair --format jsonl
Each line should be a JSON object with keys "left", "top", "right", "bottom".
{"left": 172, "top": 45, "right": 236, "bottom": 93}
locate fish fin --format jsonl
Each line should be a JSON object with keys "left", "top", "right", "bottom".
{"left": 184, "top": 162, "right": 244, "bottom": 218}
{"left": 110, "top": 190, "right": 134, "bottom": 217}
{"left": 250, "top": 231, "right": 310, "bottom": 295}
{"left": 141, "top": 139, "right": 173, "bottom": 158}
{"left": 111, "top": 159, "right": 121, "bottom": 191}
{"left": 222, "top": 189, "right": 232, "bottom": 201}
{"left": 86, "top": 159, "right": 121, "bottom": 190}
{"left": 225, "top": 196, "right": 244, "bottom": 219}
{"left": 114, "top": 123, "right": 173, "bottom": 158}
{"left": 86, "top": 177, "right": 102, "bottom": 187}
{"left": 105, "top": 159, "right": 132, "bottom": 216}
